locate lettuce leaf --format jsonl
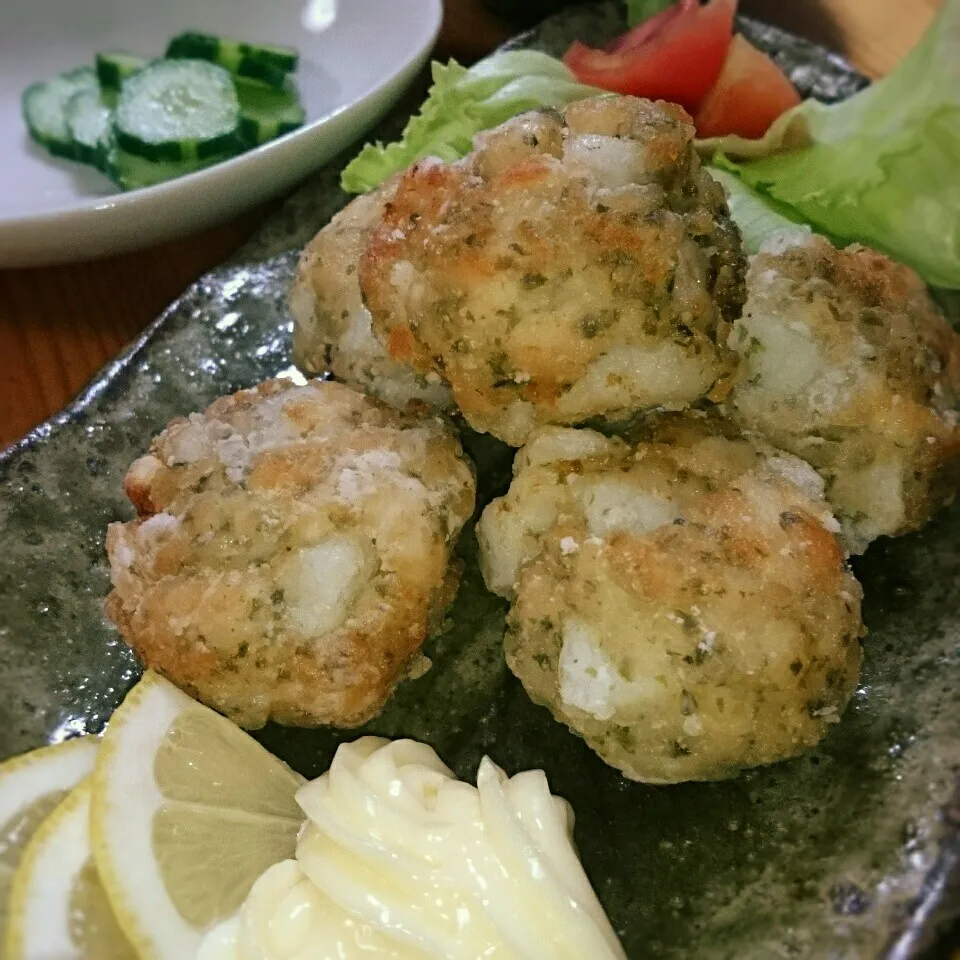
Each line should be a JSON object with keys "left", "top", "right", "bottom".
{"left": 341, "top": 51, "right": 601, "bottom": 194}
{"left": 698, "top": 0, "right": 960, "bottom": 288}
{"left": 626, "top": 0, "right": 673, "bottom": 26}
{"left": 707, "top": 167, "right": 811, "bottom": 254}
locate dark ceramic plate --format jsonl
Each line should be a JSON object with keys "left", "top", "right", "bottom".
{"left": 1, "top": 4, "right": 958, "bottom": 957}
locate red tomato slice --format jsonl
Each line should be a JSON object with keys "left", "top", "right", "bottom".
{"left": 607, "top": 0, "right": 698, "bottom": 53}
{"left": 694, "top": 35, "right": 802, "bottom": 139}
{"left": 563, "top": 0, "right": 737, "bottom": 112}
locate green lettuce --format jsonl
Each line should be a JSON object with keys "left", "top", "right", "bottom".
{"left": 701, "top": 0, "right": 960, "bottom": 288}
{"left": 626, "top": 0, "right": 673, "bottom": 26}
{"left": 341, "top": 51, "right": 602, "bottom": 194}
{"left": 707, "top": 167, "right": 811, "bottom": 254}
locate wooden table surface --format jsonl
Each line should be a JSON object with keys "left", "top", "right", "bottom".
{"left": 0, "top": 0, "right": 943, "bottom": 450}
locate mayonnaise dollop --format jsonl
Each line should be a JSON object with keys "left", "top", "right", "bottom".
{"left": 198, "top": 737, "right": 625, "bottom": 959}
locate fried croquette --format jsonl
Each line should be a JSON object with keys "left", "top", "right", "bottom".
{"left": 477, "top": 413, "right": 864, "bottom": 783}
{"left": 726, "top": 235, "right": 960, "bottom": 553}
{"left": 105, "top": 379, "right": 476, "bottom": 729}
{"left": 289, "top": 179, "right": 454, "bottom": 412}
{"left": 359, "top": 96, "right": 746, "bottom": 446}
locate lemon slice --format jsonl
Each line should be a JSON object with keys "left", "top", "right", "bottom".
{"left": 0, "top": 737, "right": 99, "bottom": 944}
{"left": 91, "top": 671, "right": 305, "bottom": 959}
{"left": 5, "top": 780, "right": 136, "bottom": 959}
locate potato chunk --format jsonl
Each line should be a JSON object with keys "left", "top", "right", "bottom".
{"left": 289, "top": 179, "right": 453, "bottom": 413}
{"left": 727, "top": 235, "right": 960, "bottom": 552}
{"left": 106, "top": 379, "right": 476, "bottom": 728}
{"left": 360, "top": 96, "right": 746, "bottom": 445}
{"left": 478, "top": 413, "right": 864, "bottom": 783}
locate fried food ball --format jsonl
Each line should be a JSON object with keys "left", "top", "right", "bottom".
{"left": 359, "top": 96, "right": 746, "bottom": 446}
{"left": 477, "top": 413, "right": 864, "bottom": 783}
{"left": 105, "top": 379, "right": 476, "bottom": 729}
{"left": 288, "top": 179, "right": 453, "bottom": 412}
{"left": 726, "top": 235, "right": 960, "bottom": 553}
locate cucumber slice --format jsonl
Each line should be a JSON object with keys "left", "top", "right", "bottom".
{"left": 166, "top": 31, "right": 299, "bottom": 74}
{"left": 114, "top": 59, "right": 241, "bottom": 163}
{"left": 236, "top": 79, "right": 305, "bottom": 146}
{"left": 65, "top": 89, "right": 113, "bottom": 168}
{"left": 22, "top": 67, "right": 98, "bottom": 159}
{"left": 96, "top": 52, "right": 148, "bottom": 103}
{"left": 231, "top": 56, "right": 288, "bottom": 89}
{"left": 108, "top": 146, "right": 235, "bottom": 190}
{"left": 165, "top": 31, "right": 298, "bottom": 89}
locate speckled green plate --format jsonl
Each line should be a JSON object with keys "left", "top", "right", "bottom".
{"left": 1, "top": 4, "right": 958, "bottom": 958}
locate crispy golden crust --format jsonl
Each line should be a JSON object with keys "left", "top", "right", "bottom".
{"left": 289, "top": 180, "right": 453, "bottom": 413}
{"left": 105, "top": 379, "right": 476, "bottom": 729}
{"left": 727, "top": 236, "right": 960, "bottom": 552}
{"left": 477, "top": 413, "right": 863, "bottom": 783}
{"left": 359, "top": 96, "right": 745, "bottom": 446}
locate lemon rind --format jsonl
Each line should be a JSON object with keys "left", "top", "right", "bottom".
{"left": 91, "top": 670, "right": 198, "bottom": 960}
{"left": 5, "top": 781, "right": 93, "bottom": 960}
{"left": 0, "top": 736, "right": 98, "bottom": 833}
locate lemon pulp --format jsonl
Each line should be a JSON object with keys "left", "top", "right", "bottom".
{"left": 91, "top": 671, "right": 304, "bottom": 959}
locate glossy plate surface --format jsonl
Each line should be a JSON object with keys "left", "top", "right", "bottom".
{"left": 0, "top": 0, "right": 441, "bottom": 265}
{"left": 0, "top": 4, "right": 957, "bottom": 956}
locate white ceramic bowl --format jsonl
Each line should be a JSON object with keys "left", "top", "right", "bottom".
{"left": 0, "top": 0, "right": 442, "bottom": 266}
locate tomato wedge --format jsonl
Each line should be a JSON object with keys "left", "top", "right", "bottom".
{"left": 607, "top": 0, "right": 698, "bottom": 53}
{"left": 694, "top": 34, "right": 802, "bottom": 139}
{"left": 563, "top": 0, "right": 737, "bottom": 112}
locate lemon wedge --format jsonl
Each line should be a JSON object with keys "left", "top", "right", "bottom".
{"left": 5, "top": 780, "right": 136, "bottom": 959}
{"left": 90, "top": 671, "right": 305, "bottom": 959}
{"left": 0, "top": 737, "right": 99, "bottom": 944}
